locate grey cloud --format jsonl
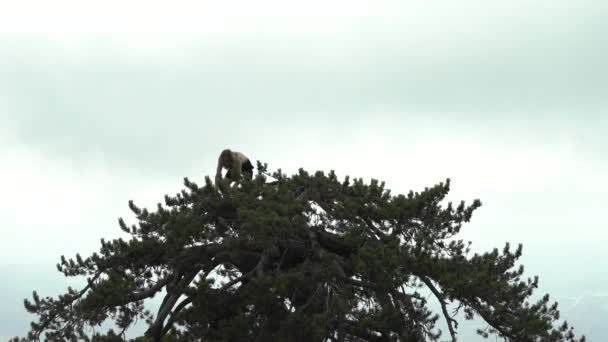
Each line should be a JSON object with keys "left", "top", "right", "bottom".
{"left": 1, "top": 3, "right": 607, "bottom": 173}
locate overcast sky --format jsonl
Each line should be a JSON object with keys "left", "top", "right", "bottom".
{"left": 1, "top": 1, "right": 607, "bottom": 339}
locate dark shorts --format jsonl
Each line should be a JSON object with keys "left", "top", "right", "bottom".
{"left": 242, "top": 159, "right": 254, "bottom": 173}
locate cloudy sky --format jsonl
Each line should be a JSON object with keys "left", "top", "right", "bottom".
{"left": 1, "top": 0, "right": 607, "bottom": 339}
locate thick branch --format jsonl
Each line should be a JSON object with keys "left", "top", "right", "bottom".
{"left": 160, "top": 296, "right": 193, "bottom": 337}
{"left": 145, "top": 271, "right": 198, "bottom": 341}
{"left": 255, "top": 249, "right": 271, "bottom": 278}
{"left": 153, "top": 250, "right": 270, "bottom": 340}
{"left": 312, "top": 227, "right": 357, "bottom": 257}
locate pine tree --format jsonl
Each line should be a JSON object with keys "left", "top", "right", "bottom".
{"left": 13, "top": 164, "right": 585, "bottom": 341}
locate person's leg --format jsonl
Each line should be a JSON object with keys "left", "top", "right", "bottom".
{"left": 242, "top": 160, "right": 254, "bottom": 181}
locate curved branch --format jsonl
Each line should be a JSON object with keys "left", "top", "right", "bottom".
{"left": 145, "top": 271, "right": 199, "bottom": 341}
{"left": 160, "top": 296, "right": 193, "bottom": 337}
{"left": 153, "top": 250, "right": 270, "bottom": 340}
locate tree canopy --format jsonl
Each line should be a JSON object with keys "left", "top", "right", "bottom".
{"left": 14, "top": 164, "right": 585, "bottom": 341}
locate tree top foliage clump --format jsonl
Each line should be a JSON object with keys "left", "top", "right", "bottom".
{"left": 15, "top": 163, "right": 584, "bottom": 341}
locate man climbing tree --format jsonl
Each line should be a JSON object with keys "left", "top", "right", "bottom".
{"left": 13, "top": 164, "right": 585, "bottom": 341}
{"left": 215, "top": 148, "right": 254, "bottom": 186}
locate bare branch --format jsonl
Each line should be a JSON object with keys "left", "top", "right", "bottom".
{"left": 420, "top": 276, "right": 457, "bottom": 342}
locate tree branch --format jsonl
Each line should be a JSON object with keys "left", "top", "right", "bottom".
{"left": 145, "top": 271, "right": 198, "bottom": 341}
{"left": 154, "top": 251, "right": 269, "bottom": 340}
{"left": 160, "top": 296, "right": 193, "bottom": 337}
{"left": 420, "top": 276, "right": 457, "bottom": 342}
{"left": 123, "top": 275, "right": 174, "bottom": 303}
{"left": 361, "top": 217, "right": 387, "bottom": 241}
{"left": 32, "top": 271, "right": 103, "bottom": 340}
{"left": 466, "top": 300, "right": 517, "bottom": 341}
{"left": 342, "top": 320, "right": 391, "bottom": 342}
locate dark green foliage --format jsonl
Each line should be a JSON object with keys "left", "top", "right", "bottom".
{"left": 13, "top": 163, "right": 585, "bottom": 341}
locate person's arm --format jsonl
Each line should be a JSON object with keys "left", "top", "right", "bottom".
{"left": 215, "top": 157, "right": 224, "bottom": 185}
